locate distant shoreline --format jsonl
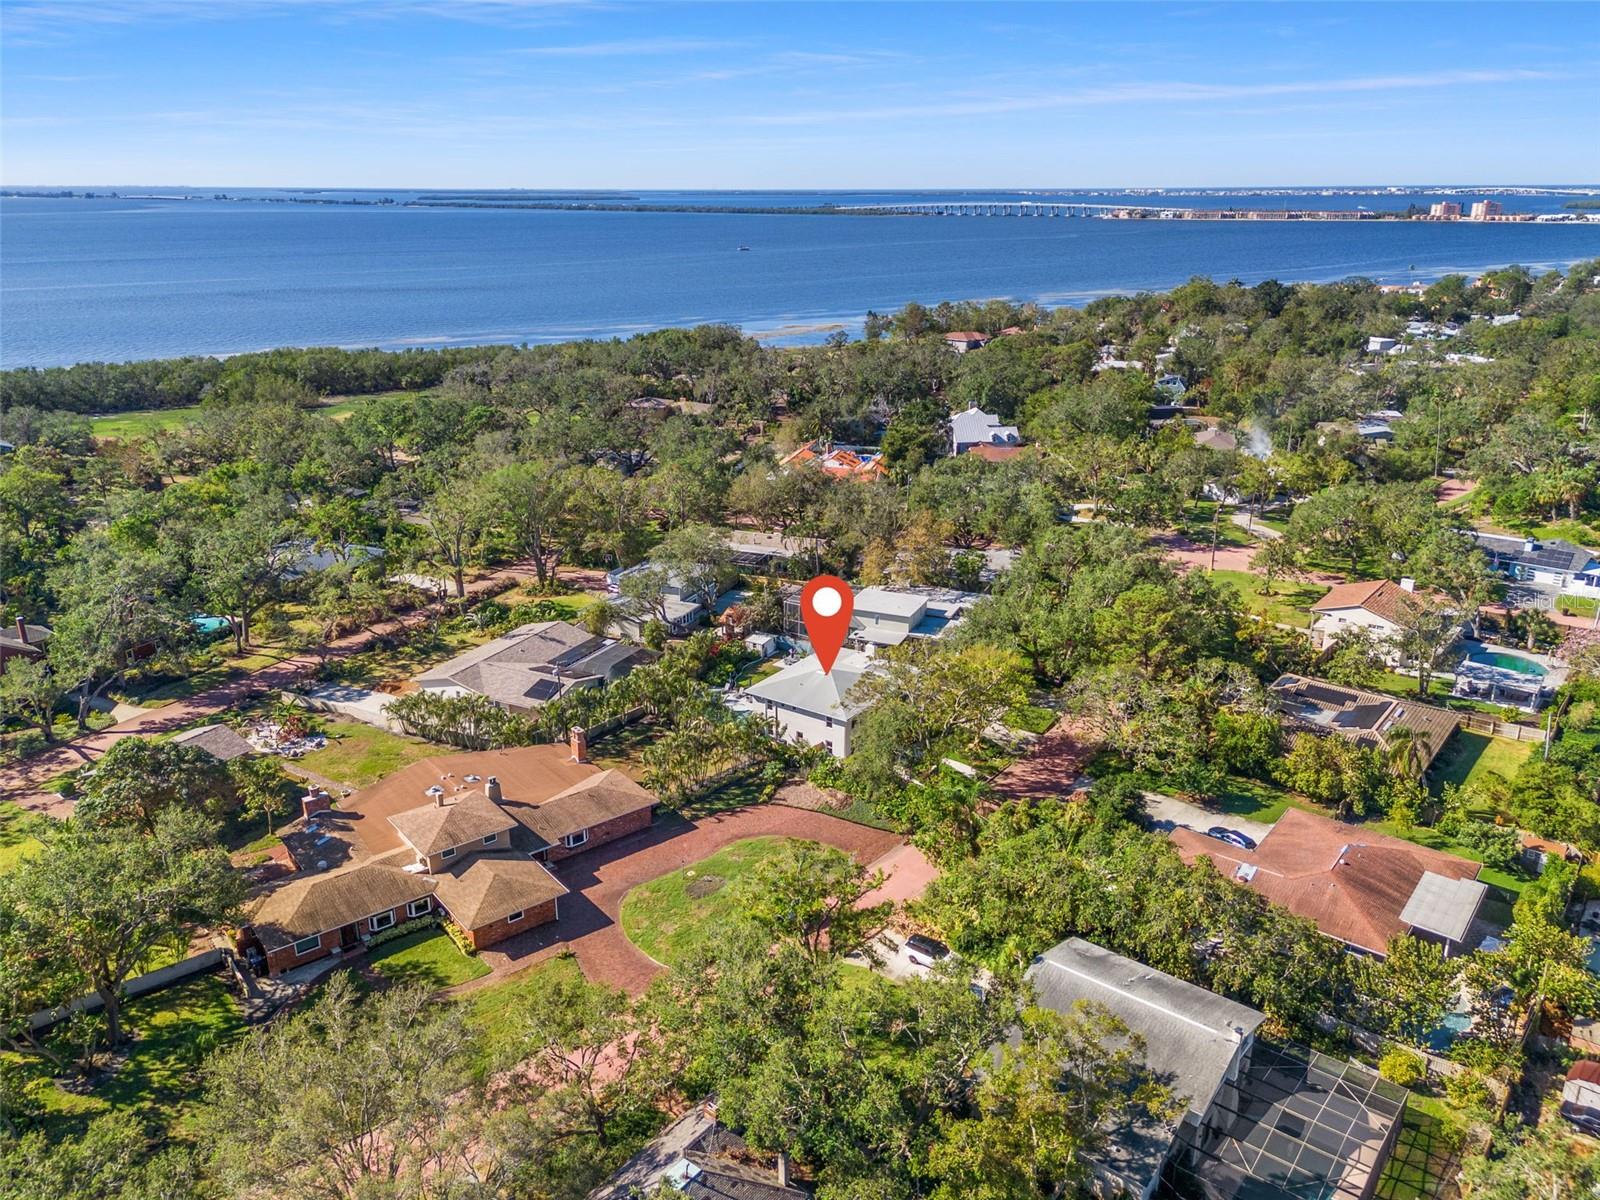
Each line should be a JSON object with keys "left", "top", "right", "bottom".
{"left": 5, "top": 190, "right": 1599, "bottom": 223}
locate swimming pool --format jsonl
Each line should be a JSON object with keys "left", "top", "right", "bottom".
{"left": 1422, "top": 1010, "right": 1473, "bottom": 1052}
{"left": 1467, "top": 650, "right": 1547, "bottom": 678}
{"left": 190, "top": 615, "right": 231, "bottom": 636}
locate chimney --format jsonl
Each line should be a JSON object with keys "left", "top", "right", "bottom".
{"left": 1524, "top": 536, "right": 1538, "bottom": 553}
{"left": 14, "top": 617, "right": 27, "bottom": 646}
{"left": 485, "top": 776, "right": 502, "bottom": 802}
{"left": 1399, "top": 577, "right": 1415, "bottom": 592}
{"left": 570, "top": 726, "right": 589, "bottom": 763}
{"left": 300, "top": 790, "right": 330, "bottom": 821}
{"left": 776, "top": 1152, "right": 791, "bottom": 1190}
{"left": 426, "top": 784, "right": 445, "bottom": 807}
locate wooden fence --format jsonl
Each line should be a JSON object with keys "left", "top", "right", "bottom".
{"left": 1458, "top": 713, "right": 1548, "bottom": 743}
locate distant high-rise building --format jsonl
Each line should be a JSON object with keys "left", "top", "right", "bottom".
{"left": 1428, "top": 201, "right": 1463, "bottom": 219}
{"left": 1470, "top": 200, "right": 1504, "bottom": 220}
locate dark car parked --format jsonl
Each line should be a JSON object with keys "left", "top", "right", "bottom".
{"left": 1205, "top": 826, "right": 1257, "bottom": 851}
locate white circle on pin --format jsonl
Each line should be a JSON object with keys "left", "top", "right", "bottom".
{"left": 811, "top": 586, "right": 842, "bottom": 617}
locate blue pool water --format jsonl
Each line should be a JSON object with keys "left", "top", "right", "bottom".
{"left": 1468, "top": 651, "right": 1548, "bottom": 678}
{"left": 190, "top": 615, "right": 231, "bottom": 636}
{"left": 1422, "top": 1010, "right": 1473, "bottom": 1052}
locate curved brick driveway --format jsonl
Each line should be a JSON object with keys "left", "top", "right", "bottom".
{"left": 452, "top": 805, "right": 904, "bottom": 996}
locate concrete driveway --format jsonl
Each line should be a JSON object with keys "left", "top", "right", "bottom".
{"left": 1140, "top": 792, "right": 1274, "bottom": 846}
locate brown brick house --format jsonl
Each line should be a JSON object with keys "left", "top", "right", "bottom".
{"left": 239, "top": 746, "right": 657, "bottom": 975}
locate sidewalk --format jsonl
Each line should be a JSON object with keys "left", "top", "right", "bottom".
{"left": 1, "top": 560, "right": 547, "bottom": 817}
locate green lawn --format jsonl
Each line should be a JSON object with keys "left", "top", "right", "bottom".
{"left": 1428, "top": 731, "right": 1534, "bottom": 794}
{"left": 1174, "top": 502, "right": 1258, "bottom": 549}
{"left": 1005, "top": 704, "right": 1059, "bottom": 735}
{"left": 1206, "top": 569, "right": 1329, "bottom": 628}
{"left": 461, "top": 953, "right": 585, "bottom": 1072}
{"left": 367, "top": 928, "right": 489, "bottom": 989}
{"left": 1373, "top": 1099, "right": 1466, "bottom": 1200}
{"left": 496, "top": 587, "right": 601, "bottom": 620}
{"left": 317, "top": 623, "right": 497, "bottom": 691}
{"left": 89, "top": 397, "right": 362, "bottom": 441}
{"left": 295, "top": 718, "right": 443, "bottom": 787}
{"left": 1558, "top": 595, "right": 1599, "bottom": 618}
{"left": 8, "top": 975, "right": 246, "bottom": 1141}
{"left": 0, "top": 800, "right": 48, "bottom": 873}
{"left": 619, "top": 836, "right": 800, "bottom": 967}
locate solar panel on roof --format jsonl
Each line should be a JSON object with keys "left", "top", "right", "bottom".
{"left": 1334, "top": 702, "right": 1389, "bottom": 731}
{"left": 1297, "top": 682, "right": 1354, "bottom": 707}
{"left": 523, "top": 679, "right": 564, "bottom": 702}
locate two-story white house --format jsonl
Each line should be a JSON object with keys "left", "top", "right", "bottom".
{"left": 949, "top": 405, "right": 1021, "bottom": 456}
{"left": 739, "top": 648, "right": 875, "bottom": 757}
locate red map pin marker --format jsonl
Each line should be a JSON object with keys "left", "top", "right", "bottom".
{"left": 800, "top": 575, "right": 854, "bottom": 674}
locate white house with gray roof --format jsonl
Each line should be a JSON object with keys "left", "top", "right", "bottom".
{"left": 1028, "top": 938, "right": 1407, "bottom": 1200}
{"left": 415, "top": 620, "right": 653, "bottom": 712}
{"left": 1466, "top": 531, "right": 1600, "bottom": 598}
{"left": 738, "top": 648, "right": 875, "bottom": 757}
{"left": 949, "top": 405, "right": 1021, "bottom": 455}
{"left": 1027, "top": 938, "right": 1265, "bottom": 1200}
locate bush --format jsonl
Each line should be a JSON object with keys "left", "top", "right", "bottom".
{"left": 441, "top": 919, "right": 477, "bottom": 957}
{"left": 1378, "top": 1047, "right": 1427, "bottom": 1087}
{"left": 365, "top": 915, "right": 439, "bottom": 950}
{"left": 1443, "top": 1068, "right": 1494, "bottom": 1112}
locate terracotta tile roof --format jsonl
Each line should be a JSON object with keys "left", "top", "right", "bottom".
{"left": 1172, "top": 808, "right": 1483, "bottom": 955}
{"left": 1310, "top": 579, "right": 1445, "bottom": 626}
{"left": 966, "top": 443, "right": 1024, "bottom": 462}
{"left": 389, "top": 791, "right": 516, "bottom": 857}
{"left": 432, "top": 853, "right": 568, "bottom": 929}
{"left": 944, "top": 331, "right": 989, "bottom": 342}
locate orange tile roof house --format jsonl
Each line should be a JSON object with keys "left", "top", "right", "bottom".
{"left": 1172, "top": 808, "right": 1488, "bottom": 957}
{"left": 779, "top": 439, "right": 889, "bottom": 480}
{"left": 1308, "top": 578, "right": 1458, "bottom": 655}
{"left": 238, "top": 745, "right": 656, "bottom": 975}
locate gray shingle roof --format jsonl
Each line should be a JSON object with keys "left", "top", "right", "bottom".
{"left": 415, "top": 620, "right": 652, "bottom": 708}
{"left": 1026, "top": 938, "right": 1264, "bottom": 1198}
{"left": 171, "top": 723, "right": 255, "bottom": 762}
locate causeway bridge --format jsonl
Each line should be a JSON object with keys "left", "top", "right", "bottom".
{"left": 833, "top": 201, "right": 1392, "bottom": 221}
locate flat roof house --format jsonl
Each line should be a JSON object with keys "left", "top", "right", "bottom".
{"left": 1172, "top": 807, "right": 1488, "bottom": 957}
{"left": 740, "top": 647, "right": 874, "bottom": 758}
{"left": 1027, "top": 939, "right": 1404, "bottom": 1200}
{"left": 949, "top": 405, "right": 1022, "bottom": 455}
{"left": 240, "top": 745, "right": 656, "bottom": 975}
{"left": 1268, "top": 674, "right": 1460, "bottom": 775}
{"left": 415, "top": 619, "right": 653, "bottom": 711}
{"left": 780, "top": 584, "right": 979, "bottom": 651}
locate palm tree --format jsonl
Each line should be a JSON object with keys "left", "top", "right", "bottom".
{"left": 1383, "top": 726, "right": 1425, "bottom": 783}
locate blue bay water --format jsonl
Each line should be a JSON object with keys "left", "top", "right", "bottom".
{"left": 2, "top": 189, "right": 1598, "bottom": 368}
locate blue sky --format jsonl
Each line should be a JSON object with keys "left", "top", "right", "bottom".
{"left": 2, "top": 1, "right": 1596, "bottom": 188}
